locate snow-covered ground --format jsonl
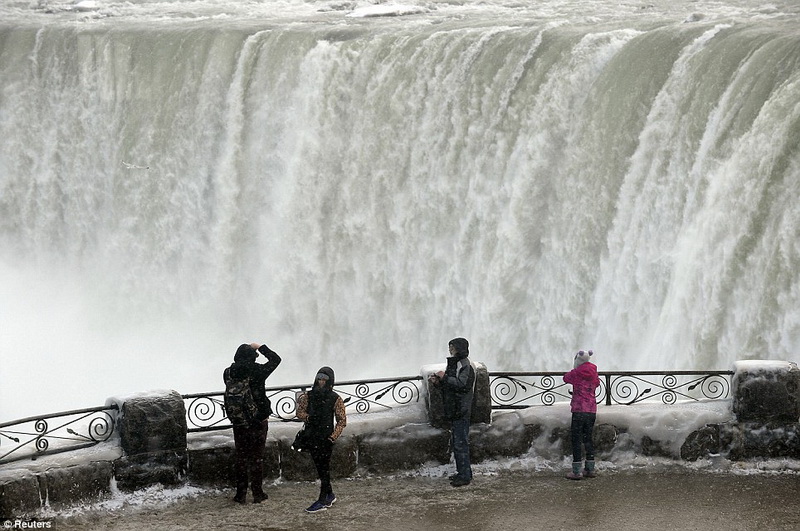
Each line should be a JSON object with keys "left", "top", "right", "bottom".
{"left": 32, "top": 454, "right": 800, "bottom": 524}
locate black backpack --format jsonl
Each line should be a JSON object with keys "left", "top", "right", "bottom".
{"left": 223, "top": 369, "right": 260, "bottom": 426}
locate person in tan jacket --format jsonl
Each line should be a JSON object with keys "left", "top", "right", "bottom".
{"left": 296, "top": 366, "right": 347, "bottom": 513}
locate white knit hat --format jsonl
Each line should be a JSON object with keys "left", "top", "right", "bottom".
{"left": 573, "top": 349, "right": 594, "bottom": 368}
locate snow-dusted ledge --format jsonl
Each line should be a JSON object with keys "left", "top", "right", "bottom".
{"left": 2, "top": 361, "right": 799, "bottom": 517}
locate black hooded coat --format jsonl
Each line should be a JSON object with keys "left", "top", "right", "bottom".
{"left": 224, "top": 344, "right": 282, "bottom": 422}
{"left": 441, "top": 338, "right": 475, "bottom": 421}
{"left": 305, "top": 366, "right": 341, "bottom": 442}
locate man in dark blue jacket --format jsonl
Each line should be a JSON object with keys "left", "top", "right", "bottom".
{"left": 432, "top": 337, "right": 475, "bottom": 487}
{"left": 223, "top": 342, "right": 281, "bottom": 504}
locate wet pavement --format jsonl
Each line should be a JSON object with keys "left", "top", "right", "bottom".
{"left": 52, "top": 468, "right": 800, "bottom": 531}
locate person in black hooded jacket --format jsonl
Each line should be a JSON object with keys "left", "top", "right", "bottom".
{"left": 296, "top": 366, "right": 347, "bottom": 513}
{"left": 430, "top": 337, "right": 475, "bottom": 487}
{"left": 223, "top": 342, "right": 281, "bottom": 504}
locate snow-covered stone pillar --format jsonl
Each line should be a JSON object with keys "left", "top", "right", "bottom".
{"left": 422, "top": 361, "right": 491, "bottom": 428}
{"left": 108, "top": 390, "right": 188, "bottom": 490}
{"left": 732, "top": 360, "right": 800, "bottom": 423}
{"left": 725, "top": 360, "right": 800, "bottom": 460}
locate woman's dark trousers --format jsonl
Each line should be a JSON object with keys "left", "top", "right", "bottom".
{"left": 571, "top": 412, "right": 596, "bottom": 463}
{"left": 310, "top": 439, "right": 334, "bottom": 501}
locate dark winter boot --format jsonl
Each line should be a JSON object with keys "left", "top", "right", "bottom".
{"left": 250, "top": 460, "right": 266, "bottom": 503}
{"left": 583, "top": 460, "right": 596, "bottom": 478}
{"left": 565, "top": 461, "right": 583, "bottom": 480}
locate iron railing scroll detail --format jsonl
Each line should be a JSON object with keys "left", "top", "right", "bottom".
{"left": 1, "top": 371, "right": 734, "bottom": 463}
{"left": 0, "top": 405, "right": 118, "bottom": 465}
{"left": 182, "top": 376, "right": 424, "bottom": 433}
{"left": 490, "top": 371, "right": 733, "bottom": 409}
{"left": 489, "top": 372, "right": 573, "bottom": 409}
{"left": 602, "top": 372, "right": 732, "bottom": 405}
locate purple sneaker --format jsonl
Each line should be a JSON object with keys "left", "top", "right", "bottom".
{"left": 323, "top": 493, "right": 337, "bottom": 507}
{"left": 305, "top": 500, "right": 327, "bottom": 513}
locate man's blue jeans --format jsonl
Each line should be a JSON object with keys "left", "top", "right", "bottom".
{"left": 451, "top": 418, "right": 472, "bottom": 480}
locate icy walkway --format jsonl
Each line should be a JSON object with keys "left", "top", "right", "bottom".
{"left": 50, "top": 467, "right": 799, "bottom": 530}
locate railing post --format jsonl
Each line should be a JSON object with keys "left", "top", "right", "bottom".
{"left": 605, "top": 374, "right": 612, "bottom": 406}
{"left": 115, "top": 390, "right": 188, "bottom": 490}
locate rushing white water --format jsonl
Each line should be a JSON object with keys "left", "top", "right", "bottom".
{"left": 1, "top": 0, "right": 799, "bottom": 420}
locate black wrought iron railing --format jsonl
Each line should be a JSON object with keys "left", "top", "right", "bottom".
{"left": 0, "top": 405, "right": 118, "bottom": 465}
{"left": 183, "top": 376, "right": 424, "bottom": 433}
{"left": 490, "top": 371, "right": 734, "bottom": 409}
{"left": 0, "top": 370, "right": 735, "bottom": 463}
{"left": 184, "top": 370, "right": 734, "bottom": 433}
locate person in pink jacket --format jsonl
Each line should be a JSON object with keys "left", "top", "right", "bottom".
{"left": 563, "top": 350, "right": 600, "bottom": 480}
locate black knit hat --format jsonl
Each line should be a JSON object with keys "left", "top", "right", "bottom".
{"left": 234, "top": 344, "right": 257, "bottom": 362}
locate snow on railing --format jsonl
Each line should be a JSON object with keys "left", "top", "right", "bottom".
{"left": 490, "top": 371, "right": 734, "bottom": 409}
{"left": 0, "top": 405, "right": 118, "bottom": 465}
{"left": 182, "top": 376, "right": 424, "bottom": 433}
{"left": 0, "top": 371, "right": 734, "bottom": 462}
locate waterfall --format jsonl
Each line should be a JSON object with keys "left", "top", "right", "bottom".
{"left": 1, "top": 6, "right": 799, "bottom": 419}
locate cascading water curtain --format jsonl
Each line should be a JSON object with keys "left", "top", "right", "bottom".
{"left": 1, "top": 15, "right": 798, "bottom": 419}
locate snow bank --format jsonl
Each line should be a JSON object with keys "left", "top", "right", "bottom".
{"left": 0, "top": 442, "right": 122, "bottom": 479}
{"left": 734, "top": 360, "right": 798, "bottom": 372}
{"left": 188, "top": 401, "right": 430, "bottom": 450}
{"left": 38, "top": 480, "right": 214, "bottom": 520}
{"left": 104, "top": 389, "right": 180, "bottom": 411}
{"left": 517, "top": 400, "right": 734, "bottom": 456}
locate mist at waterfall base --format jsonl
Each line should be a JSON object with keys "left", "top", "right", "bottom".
{"left": 1, "top": 1, "right": 799, "bottom": 422}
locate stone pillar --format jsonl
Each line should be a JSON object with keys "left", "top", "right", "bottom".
{"left": 111, "top": 390, "right": 188, "bottom": 490}
{"left": 472, "top": 363, "right": 492, "bottom": 424}
{"left": 728, "top": 360, "right": 800, "bottom": 460}
{"left": 732, "top": 360, "right": 800, "bottom": 423}
{"left": 423, "top": 361, "right": 491, "bottom": 428}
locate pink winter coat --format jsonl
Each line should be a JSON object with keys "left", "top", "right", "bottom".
{"left": 563, "top": 362, "right": 600, "bottom": 413}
